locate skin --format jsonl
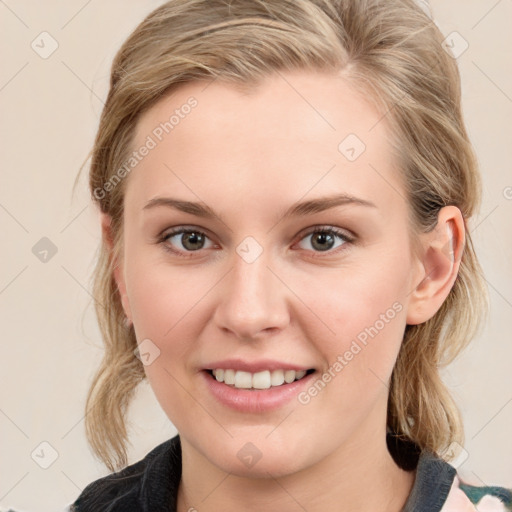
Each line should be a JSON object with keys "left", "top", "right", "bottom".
{"left": 102, "top": 69, "right": 465, "bottom": 512}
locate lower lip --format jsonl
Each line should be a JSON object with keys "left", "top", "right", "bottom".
{"left": 201, "top": 370, "right": 316, "bottom": 413}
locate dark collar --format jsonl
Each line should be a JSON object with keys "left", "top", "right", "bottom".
{"left": 73, "top": 435, "right": 181, "bottom": 512}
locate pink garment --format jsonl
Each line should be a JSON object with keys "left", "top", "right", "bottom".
{"left": 442, "top": 475, "right": 509, "bottom": 512}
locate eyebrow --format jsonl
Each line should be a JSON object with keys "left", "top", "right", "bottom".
{"left": 142, "top": 193, "right": 377, "bottom": 220}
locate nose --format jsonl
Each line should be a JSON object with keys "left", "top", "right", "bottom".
{"left": 212, "top": 245, "right": 290, "bottom": 341}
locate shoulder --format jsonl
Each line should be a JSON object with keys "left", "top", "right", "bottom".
{"left": 71, "top": 435, "right": 181, "bottom": 511}
{"left": 397, "top": 441, "right": 511, "bottom": 512}
{"left": 442, "top": 474, "right": 512, "bottom": 512}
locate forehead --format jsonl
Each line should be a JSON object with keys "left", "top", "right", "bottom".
{"left": 127, "top": 69, "right": 402, "bottom": 214}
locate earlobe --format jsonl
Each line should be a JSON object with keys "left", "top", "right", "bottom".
{"left": 406, "top": 206, "right": 465, "bottom": 325}
{"left": 100, "top": 212, "right": 133, "bottom": 325}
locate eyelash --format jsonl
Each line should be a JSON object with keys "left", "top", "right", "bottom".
{"left": 157, "top": 225, "right": 355, "bottom": 259}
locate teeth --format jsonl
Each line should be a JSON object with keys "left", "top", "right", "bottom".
{"left": 271, "top": 369, "right": 285, "bottom": 386}
{"left": 284, "top": 370, "right": 296, "bottom": 384}
{"left": 211, "top": 368, "right": 310, "bottom": 389}
{"left": 224, "top": 369, "right": 235, "bottom": 385}
{"left": 234, "top": 371, "right": 252, "bottom": 389}
{"left": 252, "top": 370, "right": 271, "bottom": 390}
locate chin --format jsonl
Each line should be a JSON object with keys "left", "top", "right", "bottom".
{"left": 201, "top": 435, "right": 312, "bottom": 479}
{"left": 218, "top": 450, "right": 306, "bottom": 479}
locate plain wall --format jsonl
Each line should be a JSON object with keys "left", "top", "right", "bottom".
{"left": 1, "top": 1, "right": 511, "bottom": 510}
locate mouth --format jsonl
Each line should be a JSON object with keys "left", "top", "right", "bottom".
{"left": 201, "top": 365, "right": 319, "bottom": 412}
{"left": 204, "top": 368, "right": 316, "bottom": 391}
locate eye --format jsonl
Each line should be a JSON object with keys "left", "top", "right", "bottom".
{"left": 159, "top": 227, "right": 215, "bottom": 256}
{"left": 157, "top": 225, "right": 354, "bottom": 258}
{"left": 296, "top": 226, "right": 353, "bottom": 254}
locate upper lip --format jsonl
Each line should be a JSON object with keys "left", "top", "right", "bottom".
{"left": 203, "top": 358, "right": 314, "bottom": 373}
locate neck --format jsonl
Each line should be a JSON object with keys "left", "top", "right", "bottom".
{"left": 176, "top": 419, "right": 416, "bottom": 512}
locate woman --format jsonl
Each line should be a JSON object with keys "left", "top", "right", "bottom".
{"left": 71, "top": 0, "right": 511, "bottom": 510}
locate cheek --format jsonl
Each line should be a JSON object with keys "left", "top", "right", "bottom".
{"left": 290, "top": 256, "right": 409, "bottom": 397}
{"left": 126, "top": 252, "right": 208, "bottom": 337}
{"left": 125, "top": 262, "right": 198, "bottom": 381}
{"left": 295, "top": 260, "right": 408, "bottom": 345}
{"left": 126, "top": 263, "right": 206, "bottom": 423}
{"left": 297, "top": 288, "right": 406, "bottom": 426}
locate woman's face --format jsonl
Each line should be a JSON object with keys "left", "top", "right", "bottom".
{"left": 114, "top": 70, "right": 427, "bottom": 477}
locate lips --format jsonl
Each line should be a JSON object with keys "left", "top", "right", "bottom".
{"left": 199, "top": 358, "right": 318, "bottom": 411}
{"left": 201, "top": 367, "right": 317, "bottom": 413}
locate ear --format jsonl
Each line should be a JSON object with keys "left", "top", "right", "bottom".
{"left": 406, "top": 205, "right": 465, "bottom": 325}
{"left": 101, "top": 212, "right": 133, "bottom": 325}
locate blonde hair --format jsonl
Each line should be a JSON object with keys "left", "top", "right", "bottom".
{"left": 80, "top": 0, "right": 488, "bottom": 471}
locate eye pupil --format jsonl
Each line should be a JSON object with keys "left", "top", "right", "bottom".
{"left": 182, "top": 232, "right": 204, "bottom": 251}
{"left": 312, "top": 232, "right": 334, "bottom": 251}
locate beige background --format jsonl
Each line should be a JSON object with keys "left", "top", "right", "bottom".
{"left": 1, "top": 1, "right": 511, "bottom": 510}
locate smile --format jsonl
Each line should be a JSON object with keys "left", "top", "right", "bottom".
{"left": 209, "top": 368, "right": 315, "bottom": 390}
